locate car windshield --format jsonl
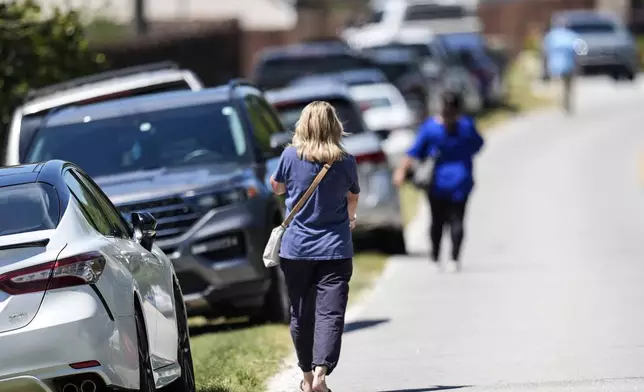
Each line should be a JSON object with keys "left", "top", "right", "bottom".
{"left": 0, "top": 183, "right": 60, "bottom": 236}
{"left": 25, "top": 102, "right": 250, "bottom": 178}
{"left": 439, "top": 32, "right": 486, "bottom": 50}
{"left": 273, "top": 98, "right": 366, "bottom": 134}
{"left": 567, "top": 20, "right": 616, "bottom": 34}
{"left": 256, "top": 55, "right": 372, "bottom": 90}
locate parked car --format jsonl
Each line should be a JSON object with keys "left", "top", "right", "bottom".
{"left": 343, "top": 0, "right": 482, "bottom": 49}
{"left": 0, "top": 160, "right": 194, "bottom": 392}
{"left": 436, "top": 32, "right": 506, "bottom": 106}
{"left": 348, "top": 82, "right": 416, "bottom": 138}
{"left": 19, "top": 80, "right": 292, "bottom": 323}
{"left": 358, "top": 27, "right": 483, "bottom": 115}
{"left": 543, "top": 10, "right": 638, "bottom": 81}
{"left": 290, "top": 68, "right": 390, "bottom": 88}
{"left": 361, "top": 45, "right": 430, "bottom": 122}
{"left": 349, "top": 82, "right": 417, "bottom": 169}
{"left": 252, "top": 42, "right": 377, "bottom": 91}
{"left": 265, "top": 82, "right": 406, "bottom": 254}
{"left": 3, "top": 61, "right": 204, "bottom": 167}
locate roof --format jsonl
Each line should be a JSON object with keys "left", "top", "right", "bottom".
{"left": 265, "top": 83, "right": 353, "bottom": 105}
{"left": 44, "top": 87, "right": 230, "bottom": 127}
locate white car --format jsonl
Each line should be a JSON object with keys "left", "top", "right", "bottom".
{"left": 349, "top": 83, "right": 418, "bottom": 169}
{"left": 0, "top": 161, "right": 195, "bottom": 392}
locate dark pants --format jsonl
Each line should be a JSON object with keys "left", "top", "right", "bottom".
{"left": 428, "top": 193, "right": 469, "bottom": 261}
{"left": 280, "top": 258, "right": 352, "bottom": 376}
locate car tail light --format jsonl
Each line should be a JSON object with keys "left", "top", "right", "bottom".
{"left": 0, "top": 252, "right": 106, "bottom": 295}
{"left": 355, "top": 151, "right": 388, "bottom": 165}
{"left": 69, "top": 360, "right": 101, "bottom": 369}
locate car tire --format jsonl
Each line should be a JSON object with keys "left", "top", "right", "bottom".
{"left": 162, "top": 282, "right": 196, "bottom": 392}
{"left": 136, "top": 306, "right": 156, "bottom": 392}
{"left": 378, "top": 228, "right": 407, "bottom": 255}
{"left": 250, "top": 267, "right": 290, "bottom": 325}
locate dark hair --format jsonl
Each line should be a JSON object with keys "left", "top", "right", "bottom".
{"left": 441, "top": 91, "right": 463, "bottom": 112}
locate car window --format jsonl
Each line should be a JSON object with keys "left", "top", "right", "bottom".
{"left": 72, "top": 169, "right": 131, "bottom": 239}
{"left": 567, "top": 20, "right": 617, "bottom": 34}
{"left": 255, "top": 54, "right": 373, "bottom": 90}
{"left": 0, "top": 183, "right": 60, "bottom": 236}
{"left": 273, "top": 98, "right": 366, "bottom": 134}
{"left": 243, "top": 94, "right": 276, "bottom": 157}
{"left": 25, "top": 101, "right": 251, "bottom": 178}
{"left": 18, "top": 82, "right": 193, "bottom": 162}
{"left": 64, "top": 170, "right": 116, "bottom": 237}
{"left": 255, "top": 95, "right": 285, "bottom": 134}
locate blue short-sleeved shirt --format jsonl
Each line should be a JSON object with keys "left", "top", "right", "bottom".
{"left": 273, "top": 146, "right": 360, "bottom": 260}
{"left": 543, "top": 27, "right": 579, "bottom": 77}
{"left": 407, "top": 116, "right": 484, "bottom": 201}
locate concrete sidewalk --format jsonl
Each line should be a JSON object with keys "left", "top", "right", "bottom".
{"left": 267, "top": 77, "right": 644, "bottom": 392}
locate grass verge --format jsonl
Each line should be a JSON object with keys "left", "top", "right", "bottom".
{"left": 189, "top": 253, "right": 388, "bottom": 392}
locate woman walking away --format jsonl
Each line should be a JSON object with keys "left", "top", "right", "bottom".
{"left": 270, "top": 101, "right": 359, "bottom": 392}
{"left": 393, "top": 91, "right": 484, "bottom": 271}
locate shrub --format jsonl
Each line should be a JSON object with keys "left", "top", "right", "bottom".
{"left": 0, "top": 0, "right": 105, "bottom": 146}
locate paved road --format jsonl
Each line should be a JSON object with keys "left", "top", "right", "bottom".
{"left": 324, "top": 77, "right": 644, "bottom": 392}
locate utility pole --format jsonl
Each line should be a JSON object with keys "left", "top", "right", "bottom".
{"left": 134, "top": 0, "right": 148, "bottom": 36}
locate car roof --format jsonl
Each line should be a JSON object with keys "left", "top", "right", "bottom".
{"left": 21, "top": 69, "right": 193, "bottom": 116}
{"left": 552, "top": 10, "right": 617, "bottom": 24}
{"left": 257, "top": 42, "right": 360, "bottom": 62}
{"left": 265, "top": 82, "right": 353, "bottom": 105}
{"left": 43, "top": 87, "right": 230, "bottom": 127}
{"left": 0, "top": 163, "right": 43, "bottom": 187}
{"left": 292, "top": 68, "right": 388, "bottom": 86}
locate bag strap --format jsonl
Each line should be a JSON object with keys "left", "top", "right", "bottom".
{"left": 281, "top": 162, "right": 332, "bottom": 228}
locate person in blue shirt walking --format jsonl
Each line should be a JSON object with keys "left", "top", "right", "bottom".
{"left": 271, "top": 101, "right": 359, "bottom": 392}
{"left": 543, "top": 18, "right": 580, "bottom": 113}
{"left": 393, "top": 91, "right": 484, "bottom": 271}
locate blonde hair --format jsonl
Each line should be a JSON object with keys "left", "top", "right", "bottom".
{"left": 291, "top": 101, "right": 348, "bottom": 163}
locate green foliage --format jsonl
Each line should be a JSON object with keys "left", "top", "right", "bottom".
{"left": 0, "top": 0, "right": 106, "bottom": 137}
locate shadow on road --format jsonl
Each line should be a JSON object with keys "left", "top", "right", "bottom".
{"left": 377, "top": 386, "right": 469, "bottom": 392}
{"left": 344, "top": 318, "right": 390, "bottom": 334}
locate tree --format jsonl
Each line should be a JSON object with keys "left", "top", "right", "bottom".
{"left": 0, "top": 0, "right": 106, "bottom": 143}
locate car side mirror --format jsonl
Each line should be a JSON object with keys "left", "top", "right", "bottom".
{"left": 132, "top": 212, "right": 157, "bottom": 251}
{"left": 270, "top": 131, "right": 292, "bottom": 155}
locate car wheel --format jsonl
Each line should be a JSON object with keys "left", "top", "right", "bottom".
{"left": 163, "top": 283, "right": 196, "bottom": 392}
{"left": 250, "top": 267, "right": 290, "bottom": 325}
{"left": 136, "top": 307, "right": 156, "bottom": 392}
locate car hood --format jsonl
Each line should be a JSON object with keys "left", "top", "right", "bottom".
{"left": 577, "top": 33, "right": 630, "bottom": 48}
{"left": 93, "top": 164, "right": 251, "bottom": 206}
{"left": 363, "top": 106, "right": 415, "bottom": 131}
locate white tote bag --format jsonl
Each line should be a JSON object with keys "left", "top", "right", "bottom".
{"left": 263, "top": 162, "right": 332, "bottom": 268}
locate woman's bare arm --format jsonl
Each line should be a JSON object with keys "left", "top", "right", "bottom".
{"left": 347, "top": 191, "right": 359, "bottom": 221}
{"left": 270, "top": 176, "right": 286, "bottom": 195}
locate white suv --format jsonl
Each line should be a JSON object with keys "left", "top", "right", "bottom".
{"left": 3, "top": 61, "right": 203, "bottom": 166}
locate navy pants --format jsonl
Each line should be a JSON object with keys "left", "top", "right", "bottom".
{"left": 428, "top": 192, "right": 469, "bottom": 261}
{"left": 280, "top": 258, "right": 352, "bottom": 375}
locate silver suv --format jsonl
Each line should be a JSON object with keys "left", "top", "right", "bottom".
{"left": 3, "top": 61, "right": 203, "bottom": 166}
{"left": 544, "top": 10, "right": 639, "bottom": 81}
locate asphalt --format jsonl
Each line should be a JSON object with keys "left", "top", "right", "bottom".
{"left": 267, "top": 76, "right": 644, "bottom": 391}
